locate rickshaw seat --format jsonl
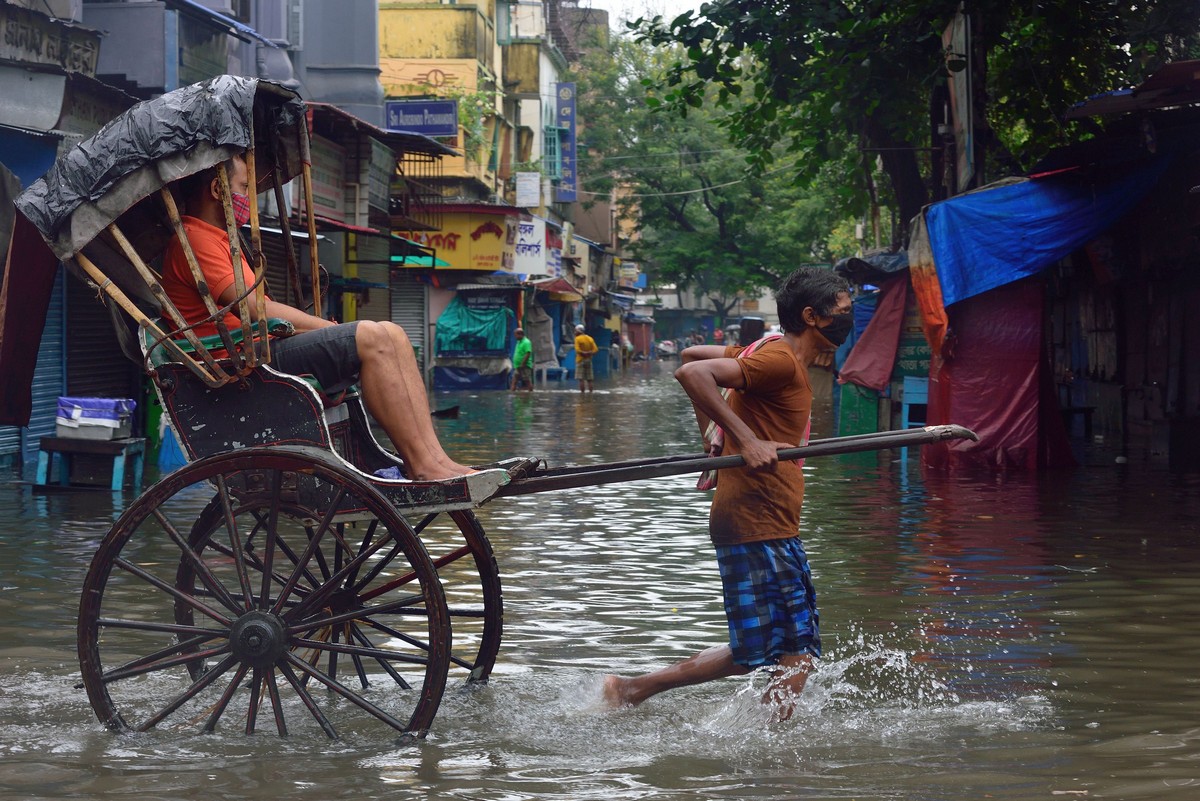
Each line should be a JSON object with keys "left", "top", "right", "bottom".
{"left": 143, "top": 318, "right": 358, "bottom": 406}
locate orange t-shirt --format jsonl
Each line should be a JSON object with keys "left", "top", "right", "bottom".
{"left": 708, "top": 338, "right": 813, "bottom": 546}
{"left": 161, "top": 216, "right": 265, "bottom": 338}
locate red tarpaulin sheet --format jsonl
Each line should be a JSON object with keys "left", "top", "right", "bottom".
{"left": 924, "top": 279, "right": 1074, "bottom": 470}
{"left": 838, "top": 275, "right": 908, "bottom": 391}
{"left": 0, "top": 212, "right": 60, "bottom": 426}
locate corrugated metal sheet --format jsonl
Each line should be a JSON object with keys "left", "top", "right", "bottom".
{"left": 390, "top": 272, "right": 427, "bottom": 372}
{"left": 22, "top": 267, "right": 66, "bottom": 463}
{"left": 66, "top": 275, "right": 141, "bottom": 400}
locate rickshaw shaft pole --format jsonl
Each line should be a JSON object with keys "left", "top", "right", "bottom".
{"left": 493, "top": 424, "right": 977, "bottom": 498}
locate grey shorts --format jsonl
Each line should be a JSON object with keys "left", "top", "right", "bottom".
{"left": 269, "top": 321, "right": 362, "bottom": 394}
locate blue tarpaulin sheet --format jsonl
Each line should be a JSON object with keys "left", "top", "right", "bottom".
{"left": 925, "top": 156, "right": 1171, "bottom": 307}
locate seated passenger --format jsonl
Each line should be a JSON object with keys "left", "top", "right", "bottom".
{"left": 160, "top": 153, "right": 473, "bottom": 481}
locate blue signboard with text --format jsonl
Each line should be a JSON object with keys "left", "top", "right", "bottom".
{"left": 555, "top": 83, "right": 577, "bottom": 203}
{"left": 385, "top": 99, "right": 459, "bottom": 138}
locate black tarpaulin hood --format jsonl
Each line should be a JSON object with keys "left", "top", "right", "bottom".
{"left": 15, "top": 75, "right": 306, "bottom": 260}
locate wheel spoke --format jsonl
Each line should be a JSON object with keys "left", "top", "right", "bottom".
{"left": 154, "top": 508, "right": 242, "bottom": 614}
{"left": 277, "top": 660, "right": 338, "bottom": 739}
{"left": 256, "top": 470, "right": 285, "bottom": 610}
{"left": 341, "top": 519, "right": 379, "bottom": 588}
{"left": 290, "top": 635, "right": 431, "bottom": 667}
{"left": 270, "top": 485, "right": 348, "bottom": 616}
{"left": 101, "top": 643, "right": 230, "bottom": 684}
{"left": 246, "top": 668, "right": 264, "bottom": 734}
{"left": 135, "top": 654, "right": 238, "bottom": 732}
{"left": 284, "top": 530, "right": 399, "bottom": 623}
{"left": 265, "top": 668, "right": 288, "bottom": 736}
{"left": 94, "top": 629, "right": 224, "bottom": 679}
{"left": 289, "top": 592, "right": 427, "bottom": 634}
{"left": 284, "top": 651, "right": 415, "bottom": 733}
{"left": 96, "top": 617, "right": 225, "bottom": 639}
{"left": 348, "top": 623, "right": 411, "bottom": 689}
{"left": 216, "top": 474, "right": 255, "bottom": 610}
{"left": 203, "top": 662, "right": 251, "bottom": 733}
{"left": 115, "top": 557, "right": 231, "bottom": 627}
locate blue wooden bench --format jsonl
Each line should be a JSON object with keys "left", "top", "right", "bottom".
{"left": 36, "top": 436, "right": 146, "bottom": 492}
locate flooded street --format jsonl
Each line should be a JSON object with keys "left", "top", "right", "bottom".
{"left": 1, "top": 360, "right": 1199, "bottom": 800}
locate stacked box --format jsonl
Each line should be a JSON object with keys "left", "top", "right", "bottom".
{"left": 55, "top": 397, "right": 136, "bottom": 440}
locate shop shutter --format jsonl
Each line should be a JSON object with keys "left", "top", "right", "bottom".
{"left": 355, "top": 262, "right": 391, "bottom": 322}
{"left": 66, "top": 275, "right": 141, "bottom": 400}
{"left": 390, "top": 271, "right": 427, "bottom": 372}
{"left": 258, "top": 229, "right": 320, "bottom": 312}
{"left": 21, "top": 267, "right": 66, "bottom": 464}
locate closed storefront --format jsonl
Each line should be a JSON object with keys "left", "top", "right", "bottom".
{"left": 66, "top": 275, "right": 141, "bottom": 400}
{"left": 23, "top": 269, "right": 66, "bottom": 464}
{"left": 390, "top": 271, "right": 428, "bottom": 372}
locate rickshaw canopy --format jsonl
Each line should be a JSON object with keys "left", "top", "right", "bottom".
{"left": 1, "top": 75, "right": 306, "bottom": 426}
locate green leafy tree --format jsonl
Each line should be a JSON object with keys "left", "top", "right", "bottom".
{"left": 575, "top": 36, "right": 856, "bottom": 314}
{"left": 635, "top": 0, "right": 1200, "bottom": 234}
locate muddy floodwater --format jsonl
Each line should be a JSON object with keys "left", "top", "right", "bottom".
{"left": 1, "top": 361, "right": 1198, "bottom": 800}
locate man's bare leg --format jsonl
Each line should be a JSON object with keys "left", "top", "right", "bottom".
{"left": 355, "top": 321, "right": 472, "bottom": 480}
{"left": 602, "top": 645, "right": 749, "bottom": 708}
{"left": 763, "top": 653, "right": 813, "bottom": 722}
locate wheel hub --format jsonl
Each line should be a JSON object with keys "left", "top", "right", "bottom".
{"left": 229, "top": 610, "right": 288, "bottom": 668}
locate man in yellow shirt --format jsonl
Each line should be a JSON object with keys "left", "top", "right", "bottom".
{"left": 573, "top": 324, "right": 598, "bottom": 393}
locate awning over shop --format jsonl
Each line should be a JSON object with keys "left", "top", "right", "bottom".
{"left": 1065, "top": 59, "right": 1200, "bottom": 119}
{"left": 307, "top": 102, "right": 459, "bottom": 157}
{"left": 530, "top": 276, "right": 583, "bottom": 301}
{"left": 392, "top": 254, "right": 450, "bottom": 268}
{"left": 165, "top": 0, "right": 278, "bottom": 46}
{"left": 607, "top": 291, "right": 636, "bottom": 310}
{"left": 312, "top": 215, "right": 438, "bottom": 262}
{"left": 923, "top": 155, "right": 1171, "bottom": 308}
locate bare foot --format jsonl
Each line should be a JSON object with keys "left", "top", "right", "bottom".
{"left": 409, "top": 463, "right": 478, "bottom": 481}
{"left": 601, "top": 675, "right": 638, "bottom": 708}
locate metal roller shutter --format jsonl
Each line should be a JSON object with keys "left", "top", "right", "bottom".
{"left": 22, "top": 268, "right": 66, "bottom": 464}
{"left": 390, "top": 272, "right": 427, "bottom": 373}
{"left": 66, "top": 275, "right": 141, "bottom": 400}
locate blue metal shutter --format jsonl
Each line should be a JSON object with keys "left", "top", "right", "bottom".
{"left": 21, "top": 267, "right": 66, "bottom": 465}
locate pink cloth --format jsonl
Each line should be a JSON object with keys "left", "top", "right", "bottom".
{"left": 696, "top": 334, "right": 784, "bottom": 491}
{"left": 838, "top": 275, "right": 909, "bottom": 391}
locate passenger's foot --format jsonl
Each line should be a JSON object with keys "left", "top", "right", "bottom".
{"left": 410, "top": 463, "right": 478, "bottom": 481}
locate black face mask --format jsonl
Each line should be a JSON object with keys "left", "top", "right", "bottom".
{"left": 817, "top": 314, "right": 854, "bottom": 347}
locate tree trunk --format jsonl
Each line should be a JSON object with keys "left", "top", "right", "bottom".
{"left": 863, "top": 112, "right": 929, "bottom": 244}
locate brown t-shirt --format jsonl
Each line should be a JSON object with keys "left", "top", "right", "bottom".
{"left": 708, "top": 338, "right": 812, "bottom": 546}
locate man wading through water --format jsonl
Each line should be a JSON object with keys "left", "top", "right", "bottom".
{"left": 602, "top": 267, "right": 853, "bottom": 721}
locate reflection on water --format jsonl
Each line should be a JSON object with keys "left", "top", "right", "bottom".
{"left": 1, "top": 360, "right": 1199, "bottom": 800}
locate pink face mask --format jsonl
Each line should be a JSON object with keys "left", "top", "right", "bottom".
{"left": 231, "top": 192, "right": 252, "bottom": 227}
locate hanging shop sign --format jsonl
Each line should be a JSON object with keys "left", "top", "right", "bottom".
{"left": 385, "top": 99, "right": 459, "bottom": 138}
{"left": 555, "top": 82, "right": 576, "bottom": 203}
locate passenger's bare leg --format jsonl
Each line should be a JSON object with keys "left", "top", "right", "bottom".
{"left": 355, "top": 321, "right": 471, "bottom": 480}
{"left": 602, "top": 645, "right": 749, "bottom": 708}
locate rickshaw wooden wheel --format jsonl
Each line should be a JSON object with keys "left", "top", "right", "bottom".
{"left": 77, "top": 447, "right": 452, "bottom": 739}
{"left": 179, "top": 500, "right": 502, "bottom": 688}
{"left": 410, "top": 508, "right": 502, "bottom": 684}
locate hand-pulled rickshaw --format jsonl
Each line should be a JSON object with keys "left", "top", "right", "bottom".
{"left": 6, "top": 76, "right": 976, "bottom": 739}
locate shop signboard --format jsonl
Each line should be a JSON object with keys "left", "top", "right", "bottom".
{"left": 385, "top": 99, "right": 459, "bottom": 138}
{"left": 555, "top": 82, "right": 576, "bottom": 202}
{"left": 514, "top": 216, "right": 546, "bottom": 275}
{"left": 405, "top": 212, "right": 516, "bottom": 272}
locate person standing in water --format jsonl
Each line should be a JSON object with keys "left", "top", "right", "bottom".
{"left": 573, "top": 324, "right": 598, "bottom": 393}
{"left": 602, "top": 267, "right": 853, "bottom": 721}
{"left": 511, "top": 327, "right": 534, "bottom": 391}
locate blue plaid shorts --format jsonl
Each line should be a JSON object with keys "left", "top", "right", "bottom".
{"left": 715, "top": 538, "right": 821, "bottom": 669}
